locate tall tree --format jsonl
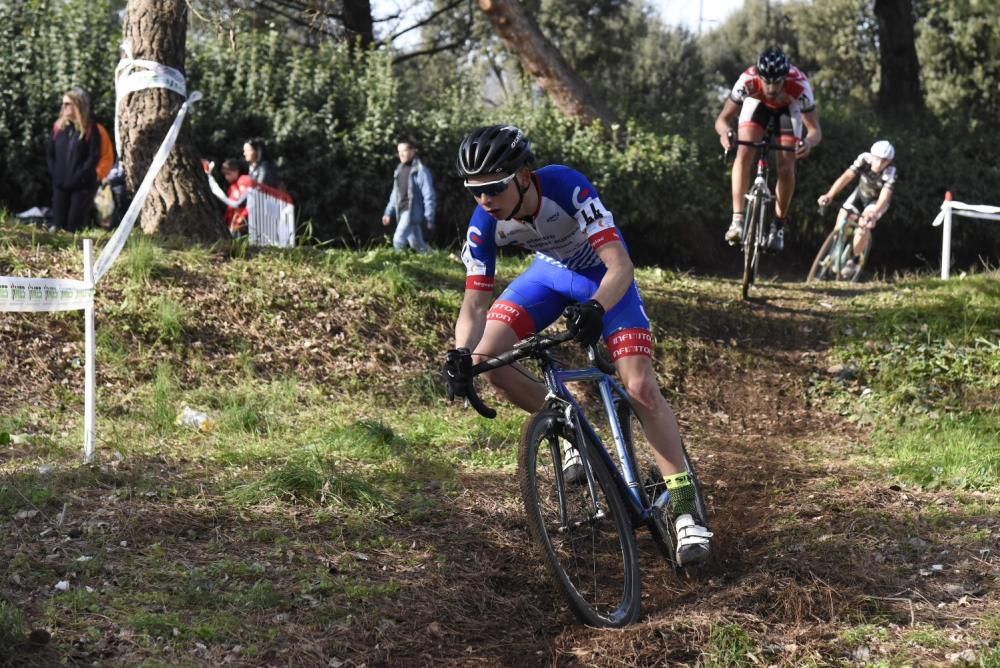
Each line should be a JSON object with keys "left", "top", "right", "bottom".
{"left": 476, "top": 0, "right": 617, "bottom": 128}
{"left": 121, "top": 0, "right": 226, "bottom": 239}
{"left": 873, "top": 0, "right": 924, "bottom": 114}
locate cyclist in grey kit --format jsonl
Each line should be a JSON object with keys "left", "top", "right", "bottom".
{"left": 817, "top": 140, "right": 897, "bottom": 279}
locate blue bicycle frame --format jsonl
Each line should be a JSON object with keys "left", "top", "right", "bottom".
{"left": 541, "top": 362, "right": 669, "bottom": 529}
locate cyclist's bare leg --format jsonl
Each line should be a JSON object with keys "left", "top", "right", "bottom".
{"left": 835, "top": 209, "right": 852, "bottom": 231}
{"left": 731, "top": 124, "right": 764, "bottom": 214}
{"left": 852, "top": 225, "right": 872, "bottom": 258}
{"left": 472, "top": 319, "right": 547, "bottom": 413}
{"left": 614, "top": 354, "right": 685, "bottom": 476}
{"left": 773, "top": 143, "right": 797, "bottom": 218}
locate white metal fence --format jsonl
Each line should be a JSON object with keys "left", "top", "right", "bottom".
{"left": 931, "top": 191, "right": 1000, "bottom": 279}
{"left": 248, "top": 184, "right": 295, "bottom": 248}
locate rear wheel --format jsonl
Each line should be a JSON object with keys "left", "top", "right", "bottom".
{"left": 518, "top": 410, "right": 641, "bottom": 627}
{"left": 616, "top": 398, "right": 710, "bottom": 571}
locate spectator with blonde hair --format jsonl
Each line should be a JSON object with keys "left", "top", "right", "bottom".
{"left": 46, "top": 87, "right": 101, "bottom": 233}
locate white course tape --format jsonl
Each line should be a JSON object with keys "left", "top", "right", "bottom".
{"left": 95, "top": 40, "right": 201, "bottom": 283}
{"left": 0, "top": 276, "right": 93, "bottom": 313}
{"left": 114, "top": 39, "right": 187, "bottom": 155}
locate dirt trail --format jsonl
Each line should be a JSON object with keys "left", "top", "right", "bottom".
{"left": 2, "top": 267, "right": 996, "bottom": 667}
{"left": 339, "top": 279, "right": 997, "bottom": 667}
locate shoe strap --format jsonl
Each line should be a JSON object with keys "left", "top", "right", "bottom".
{"left": 675, "top": 514, "right": 713, "bottom": 541}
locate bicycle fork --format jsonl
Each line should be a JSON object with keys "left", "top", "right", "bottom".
{"left": 546, "top": 394, "right": 607, "bottom": 531}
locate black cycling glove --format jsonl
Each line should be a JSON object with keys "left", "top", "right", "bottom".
{"left": 564, "top": 299, "right": 606, "bottom": 346}
{"left": 442, "top": 348, "right": 473, "bottom": 401}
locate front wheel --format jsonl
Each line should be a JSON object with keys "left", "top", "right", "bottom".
{"left": 741, "top": 195, "right": 762, "bottom": 301}
{"left": 806, "top": 229, "right": 839, "bottom": 283}
{"left": 518, "top": 410, "right": 641, "bottom": 627}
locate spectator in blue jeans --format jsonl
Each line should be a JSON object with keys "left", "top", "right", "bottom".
{"left": 382, "top": 140, "right": 436, "bottom": 252}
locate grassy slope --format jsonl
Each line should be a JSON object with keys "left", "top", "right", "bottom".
{"left": 0, "top": 221, "right": 998, "bottom": 666}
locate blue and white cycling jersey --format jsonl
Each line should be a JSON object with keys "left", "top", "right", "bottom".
{"left": 460, "top": 165, "right": 655, "bottom": 361}
{"left": 461, "top": 165, "right": 621, "bottom": 292}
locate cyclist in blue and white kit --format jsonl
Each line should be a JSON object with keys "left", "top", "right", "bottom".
{"left": 817, "top": 140, "right": 897, "bottom": 279}
{"left": 442, "top": 125, "right": 711, "bottom": 565}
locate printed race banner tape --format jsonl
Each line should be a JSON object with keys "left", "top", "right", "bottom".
{"left": 0, "top": 276, "right": 93, "bottom": 313}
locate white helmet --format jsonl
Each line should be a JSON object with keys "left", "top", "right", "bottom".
{"left": 870, "top": 140, "right": 895, "bottom": 161}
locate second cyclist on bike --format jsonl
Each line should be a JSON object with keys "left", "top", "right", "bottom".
{"left": 443, "top": 125, "right": 712, "bottom": 566}
{"left": 816, "top": 140, "right": 897, "bottom": 279}
{"left": 714, "top": 46, "right": 823, "bottom": 252}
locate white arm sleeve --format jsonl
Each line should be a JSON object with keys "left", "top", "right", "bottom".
{"left": 207, "top": 175, "right": 249, "bottom": 208}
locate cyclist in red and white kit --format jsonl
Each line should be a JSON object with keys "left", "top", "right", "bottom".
{"left": 817, "top": 140, "right": 897, "bottom": 279}
{"left": 714, "top": 46, "right": 823, "bottom": 252}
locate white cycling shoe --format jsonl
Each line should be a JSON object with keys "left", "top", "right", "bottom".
{"left": 674, "top": 513, "right": 713, "bottom": 566}
{"left": 725, "top": 220, "right": 743, "bottom": 244}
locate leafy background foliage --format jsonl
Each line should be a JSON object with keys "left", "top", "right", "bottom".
{"left": 0, "top": 0, "right": 997, "bottom": 269}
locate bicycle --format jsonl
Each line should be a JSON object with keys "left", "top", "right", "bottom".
{"left": 449, "top": 330, "right": 709, "bottom": 627}
{"left": 806, "top": 206, "right": 873, "bottom": 283}
{"left": 724, "top": 129, "right": 797, "bottom": 300}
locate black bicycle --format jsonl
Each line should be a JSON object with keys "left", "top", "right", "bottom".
{"left": 806, "top": 206, "right": 872, "bottom": 283}
{"left": 448, "top": 330, "right": 708, "bottom": 627}
{"left": 724, "top": 130, "right": 797, "bottom": 300}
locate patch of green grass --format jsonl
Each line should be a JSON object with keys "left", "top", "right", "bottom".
{"left": 982, "top": 646, "right": 1000, "bottom": 668}
{"left": 149, "top": 363, "right": 178, "bottom": 436}
{"left": 225, "top": 442, "right": 392, "bottom": 509}
{"left": 703, "top": 623, "right": 756, "bottom": 668}
{"left": 901, "top": 626, "right": 952, "bottom": 649}
{"left": 0, "top": 474, "right": 56, "bottom": 516}
{"left": 826, "top": 275, "right": 1000, "bottom": 493}
{"left": 0, "top": 598, "right": 28, "bottom": 654}
{"left": 121, "top": 235, "right": 165, "bottom": 286}
{"left": 984, "top": 614, "right": 1000, "bottom": 641}
{"left": 219, "top": 392, "right": 272, "bottom": 436}
{"left": 154, "top": 297, "right": 186, "bottom": 343}
{"left": 872, "top": 410, "right": 999, "bottom": 490}
{"left": 838, "top": 622, "right": 890, "bottom": 646}
{"left": 128, "top": 611, "right": 186, "bottom": 639}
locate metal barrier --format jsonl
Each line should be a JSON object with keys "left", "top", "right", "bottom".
{"left": 248, "top": 183, "right": 295, "bottom": 248}
{"left": 931, "top": 191, "right": 1000, "bottom": 280}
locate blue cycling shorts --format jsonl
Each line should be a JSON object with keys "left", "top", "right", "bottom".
{"left": 486, "top": 257, "right": 654, "bottom": 360}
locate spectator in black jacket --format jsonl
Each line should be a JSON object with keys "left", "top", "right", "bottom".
{"left": 46, "top": 87, "right": 101, "bottom": 233}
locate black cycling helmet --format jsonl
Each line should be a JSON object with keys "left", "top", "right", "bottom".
{"left": 756, "top": 46, "right": 790, "bottom": 81}
{"left": 456, "top": 125, "right": 534, "bottom": 178}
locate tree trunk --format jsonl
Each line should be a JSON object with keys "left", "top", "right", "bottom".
{"left": 477, "top": 0, "right": 618, "bottom": 129}
{"left": 873, "top": 0, "right": 924, "bottom": 114}
{"left": 342, "top": 0, "right": 374, "bottom": 47}
{"left": 122, "top": 0, "right": 226, "bottom": 240}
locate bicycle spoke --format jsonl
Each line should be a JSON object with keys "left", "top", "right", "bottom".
{"left": 519, "top": 412, "right": 640, "bottom": 627}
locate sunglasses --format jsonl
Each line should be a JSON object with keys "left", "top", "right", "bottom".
{"left": 465, "top": 173, "right": 516, "bottom": 198}
{"left": 761, "top": 77, "right": 785, "bottom": 85}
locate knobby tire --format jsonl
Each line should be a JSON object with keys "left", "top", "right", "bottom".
{"left": 518, "top": 409, "right": 641, "bottom": 627}
{"left": 806, "top": 229, "right": 838, "bottom": 283}
{"left": 741, "top": 195, "right": 762, "bottom": 301}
